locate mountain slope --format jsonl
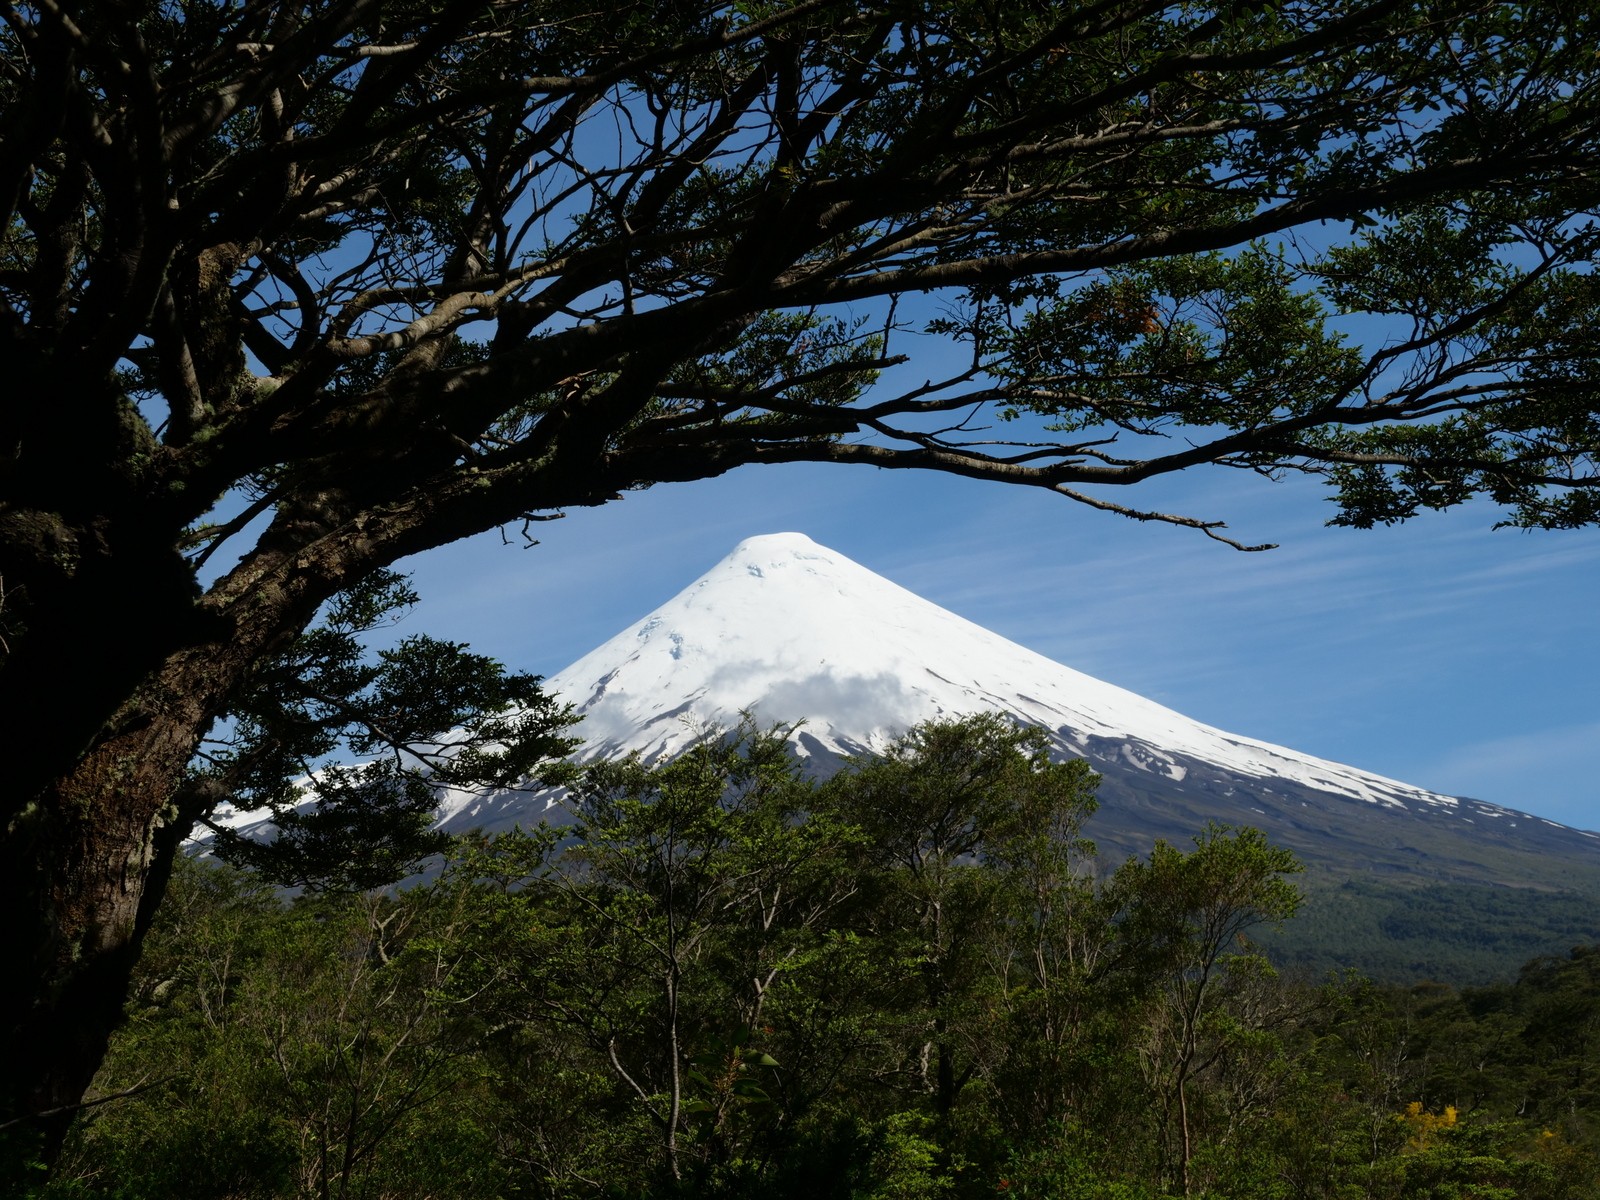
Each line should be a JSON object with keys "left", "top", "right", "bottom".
{"left": 440, "top": 533, "right": 1600, "bottom": 893}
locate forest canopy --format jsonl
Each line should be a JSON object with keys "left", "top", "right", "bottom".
{"left": 33, "top": 721, "right": 1600, "bottom": 1200}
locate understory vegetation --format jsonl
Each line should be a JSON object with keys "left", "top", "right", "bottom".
{"left": 31, "top": 717, "right": 1600, "bottom": 1199}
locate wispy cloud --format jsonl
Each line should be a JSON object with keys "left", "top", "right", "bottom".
{"left": 1402, "top": 722, "right": 1600, "bottom": 831}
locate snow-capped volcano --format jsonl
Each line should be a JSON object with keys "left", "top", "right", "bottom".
{"left": 531, "top": 532, "right": 1445, "bottom": 807}
{"left": 440, "top": 532, "right": 1600, "bottom": 887}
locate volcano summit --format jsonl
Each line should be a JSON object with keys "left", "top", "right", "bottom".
{"left": 439, "top": 532, "right": 1600, "bottom": 892}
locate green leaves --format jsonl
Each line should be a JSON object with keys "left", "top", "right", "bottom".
{"left": 684, "top": 1029, "right": 782, "bottom": 1115}
{"left": 47, "top": 721, "right": 1600, "bottom": 1198}
{"left": 1000, "top": 247, "right": 1365, "bottom": 436}
{"left": 200, "top": 570, "right": 581, "bottom": 890}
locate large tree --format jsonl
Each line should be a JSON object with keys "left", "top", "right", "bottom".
{"left": 4, "top": 0, "right": 1600, "bottom": 1156}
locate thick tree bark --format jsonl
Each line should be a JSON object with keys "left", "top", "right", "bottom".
{"left": 2, "top": 639, "right": 243, "bottom": 1152}
{"left": 0, "top": 533, "right": 335, "bottom": 1160}
{"left": 3, "top": 701, "right": 207, "bottom": 1156}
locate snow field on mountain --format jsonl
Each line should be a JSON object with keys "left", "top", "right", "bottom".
{"left": 450, "top": 532, "right": 1472, "bottom": 828}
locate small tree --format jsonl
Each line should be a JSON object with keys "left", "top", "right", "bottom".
{"left": 445, "top": 721, "right": 865, "bottom": 1189}
{"left": 824, "top": 714, "right": 1100, "bottom": 1137}
{"left": 1109, "top": 825, "right": 1302, "bottom": 1195}
{"left": 196, "top": 569, "right": 581, "bottom": 892}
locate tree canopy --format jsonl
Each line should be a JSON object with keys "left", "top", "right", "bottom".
{"left": 5, "top": 0, "right": 1600, "bottom": 1168}
{"left": 7, "top": 0, "right": 1600, "bottom": 598}
{"left": 198, "top": 569, "right": 581, "bottom": 891}
{"left": 45, "top": 724, "right": 1600, "bottom": 1199}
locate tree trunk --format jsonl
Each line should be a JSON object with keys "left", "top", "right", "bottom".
{"left": 0, "top": 538, "right": 332, "bottom": 1171}
{"left": 0, "top": 638, "right": 249, "bottom": 1155}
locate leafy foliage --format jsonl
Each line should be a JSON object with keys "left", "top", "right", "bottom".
{"left": 197, "top": 571, "right": 581, "bottom": 890}
{"left": 56, "top": 718, "right": 1583, "bottom": 1200}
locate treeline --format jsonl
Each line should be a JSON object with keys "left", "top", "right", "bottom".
{"left": 31, "top": 717, "right": 1600, "bottom": 1198}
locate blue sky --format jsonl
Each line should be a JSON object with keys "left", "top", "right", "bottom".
{"left": 394, "top": 452, "right": 1600, "bottom": 832}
